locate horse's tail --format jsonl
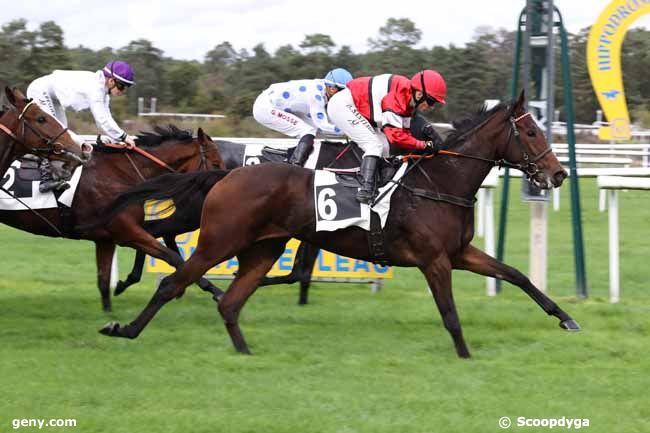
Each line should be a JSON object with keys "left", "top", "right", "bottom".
{"left": 77, "top": 169, "right": 229, "bottom": 231}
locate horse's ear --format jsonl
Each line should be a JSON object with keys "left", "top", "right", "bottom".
{"left": 197, "top": 127, "right": 212, "bottom": 142}
{"left": 517, "top": 89, "right": 526, "bottom": 108}
{"left": 4, "top": 87, "right": 16, "bottom": 106}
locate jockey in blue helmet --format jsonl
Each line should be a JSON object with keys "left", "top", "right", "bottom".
{"left": 252, "top": 68, "right": 353, "bottom": 167}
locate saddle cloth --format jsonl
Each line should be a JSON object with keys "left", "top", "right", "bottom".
{"left": 0, "top": 160, "right": 83, "bottom": 210}
{"left": 313, "top": 162, "right": 408, "bottom": 232}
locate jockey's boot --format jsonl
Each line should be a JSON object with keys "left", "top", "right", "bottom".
{"left": 39, "top": 160, "right": 69, "bottom": 193}
{"left": 288, "top": 134, "right": 315, "bottom": 166}
{"left": 356, "top": 155, "right": 379, "bottom": 204}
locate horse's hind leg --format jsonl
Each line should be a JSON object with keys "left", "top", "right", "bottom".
{"left": 161, "top": 234, "right": 221, "bottom": 298}
{"left": 421, "top": 255, "right": 470, "bottom": 358}
{"left": 94, "top": 240, "right": 115, "bottom": 312}
{"left": 114, "top": 249, "right": 146, "bottom": 296}
{"left": 218, "top": 238, "right": 289, "bottom": 354}
{"left": 453, "top": 244, "right": 579, "bottom": 331}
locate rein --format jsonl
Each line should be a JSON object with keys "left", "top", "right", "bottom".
{"left": 388, "top": 110, "right": 550, "bottom": 208}
{"left": 403, "top": 112, "right": 550, "bottom": 176}
{"left": 103, "top": 142, "right": 177, "bottom": 173}
{"left": 0, "top": 186, "right": 63, "bottom": 236}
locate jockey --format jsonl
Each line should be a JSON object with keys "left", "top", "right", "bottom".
{"left": 252, "top": 68, "right": 353, "bottom": 166}
{"left": 327, "top": 70, "right": 447, "bottom": 203}
{"left": 26, "top": 60, "right": 136, "bottom": 192}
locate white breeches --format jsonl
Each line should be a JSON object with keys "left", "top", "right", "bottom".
{"left": 253, "top": 93, "right": 317, "bottom": 138}
{"left": 326, "top": 88, "right": 388, "bottom": 158}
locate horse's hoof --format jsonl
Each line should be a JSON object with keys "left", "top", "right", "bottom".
{"left": 114, "top": 282, "right": 126, "bottom": 296}
{"left": 560, "top": 319, "right": 581, "bottom": 331}
{"left": 99, "top": 321, "right": 121, "bottom": 337}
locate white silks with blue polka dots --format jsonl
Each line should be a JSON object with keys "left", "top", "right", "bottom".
{"left": 252, "top": 79, "right": 343, "bottom": 138}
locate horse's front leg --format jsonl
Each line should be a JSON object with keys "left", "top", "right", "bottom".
{"left": 94, "top": 240, "right": 115, "bottom": 312}
{"left": 453, "top": 244, "right": 580, "bottom": 331}
{"left": 420, "top": 255, "right": 470, "bottom": 358}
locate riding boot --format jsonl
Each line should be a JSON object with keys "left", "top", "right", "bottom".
{"left": 39, "top": 160, "right": 69, "bottom": 193}
{"left": 356, "top": 155, "right": 379, "bottom": 204}
{"left": 288, "top": 134, "right": 315, "bottom": 166}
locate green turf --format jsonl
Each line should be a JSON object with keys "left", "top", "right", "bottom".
{"left": 0, "top": 178, "right": 648, "bottom": 433}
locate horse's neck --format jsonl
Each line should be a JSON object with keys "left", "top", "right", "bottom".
{"left": 420, "top": 124, "right": 503, "bottom": 199}
{"left": 215, "top": 141, "right": 245, "bottom": 169}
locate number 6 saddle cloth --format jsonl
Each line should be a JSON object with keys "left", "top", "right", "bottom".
{"left": 313, "top": 162, "right": 408, "bottom": 232}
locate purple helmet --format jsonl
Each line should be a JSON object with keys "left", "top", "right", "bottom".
{"left": 103, "top": 60, "right": 135, "bottom": 86}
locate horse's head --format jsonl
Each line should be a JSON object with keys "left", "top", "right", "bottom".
{"left": 3, "top": 87, "right": 93, "bottom": 164}
{"left": 196, "top": 128, "right": 225, "bottom": 170}
{"left": 502, "top": 91, "right": 567, "bottom": 188}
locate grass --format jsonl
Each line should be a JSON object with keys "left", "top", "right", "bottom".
{"left": 0, "top": 178, "right": 649, "bottom": 433}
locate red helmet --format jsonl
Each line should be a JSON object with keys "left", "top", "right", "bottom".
{"left": 411, "top": 70, "right": 447, "bottom": 105}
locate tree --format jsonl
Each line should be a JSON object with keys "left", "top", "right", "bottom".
{"left": 368, "top": 18, "right": 422, "bottom": 51}
{"left": 204, "top": 41, "right": 238, "bottom": 73}
{"left": 299, "top": 33, "right": 335, "bottom": 55}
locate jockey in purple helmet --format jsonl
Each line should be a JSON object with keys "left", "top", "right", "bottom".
{"left": 26, "top": 60, "right": 136, "bottom": 192}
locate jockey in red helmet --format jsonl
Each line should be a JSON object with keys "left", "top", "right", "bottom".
{"left": 327, "top": 69, "right": 447, "bottom": 203}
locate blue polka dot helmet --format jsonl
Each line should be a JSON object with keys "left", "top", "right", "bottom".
{"left": 324, "top": 68, "right": 353, "bottom": 89}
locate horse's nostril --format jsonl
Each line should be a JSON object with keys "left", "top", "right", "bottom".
{"left": 554, "top": 170, "right": 567, "bottom": 185}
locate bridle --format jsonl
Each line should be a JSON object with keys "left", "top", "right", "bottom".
{"left": 0, "top": 101, "right": 73, "bottom": 158}
{"left": 506, "top": 112, "right": 552, "bottom": 176}
{"left": 409, "top": 109, "right": 552, "bottom": 180}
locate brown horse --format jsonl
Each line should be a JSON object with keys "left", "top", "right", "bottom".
{"left": 0, "top": 126, "right": 224, "bottom": 311}
{"left": 97, "top": 92, "right": 578, "bottom": 358}
{"left": 0, "top": 87, "right": 92, "bottom": 176}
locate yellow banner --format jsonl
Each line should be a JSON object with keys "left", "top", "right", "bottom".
{"left": 146, "top": 232, "right": 393, "bottom": 279}
{"left": 587, "top": 0, "right": 650, "bottom": 140}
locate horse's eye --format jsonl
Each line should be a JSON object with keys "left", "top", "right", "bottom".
{"left": 37, "top": 116, "right": 47, "bottom": 124}
{"left": 526, "top": 130, "right": 536, "bottom": 137}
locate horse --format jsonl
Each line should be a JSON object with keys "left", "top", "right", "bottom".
{"left": 0, "top": 125, "right": 224, "bottom": 312}
{"left": 0, "top": 87, "right": 92, "bottom": 177}
{"left": 93, "top": 91, "right": 578, "bottom": 358}
{"left": 110, "top": 138, "right": 363, "bottom": 297}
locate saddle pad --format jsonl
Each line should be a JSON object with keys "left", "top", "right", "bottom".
{"left": 0, "top": 160, "right": 83, "bottom": 210}
{"left": 313, "top": 162, "right": 407, "bottom": 232}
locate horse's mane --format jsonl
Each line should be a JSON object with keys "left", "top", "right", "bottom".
{"left": 444, "top": 102, "right": 509, "bottom": 147}
{"left": 93, "top": 125, "right": 194, "bottom": 153}
{"left": 135, "top": 125, "right": 193, "bottom": 146}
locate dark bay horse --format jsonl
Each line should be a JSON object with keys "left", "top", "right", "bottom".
{"left": 0, "top": 87, "right": 92, "bottom": 176}
{"left": 111, "top": 139, "right": 363, "bottom": 297}
{"left": 0, "top": 126, "right": 224, "bottom": 311}
{"left": 96, "top": 92, "right": 578, "bottom": 358}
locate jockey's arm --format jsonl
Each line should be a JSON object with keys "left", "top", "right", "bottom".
{"left": 89, "top": 97, "right": 128, "bottom": 143}
{"left": 382, "top": 125, "right": 427, "bottom": 150}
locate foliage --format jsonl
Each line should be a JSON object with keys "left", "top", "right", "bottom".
{"left": 1, "top": 18, "right": 650, "bottom": 130}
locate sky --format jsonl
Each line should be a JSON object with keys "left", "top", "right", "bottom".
{"left": 2, "top": 0, "right": 650, "bottom": 61}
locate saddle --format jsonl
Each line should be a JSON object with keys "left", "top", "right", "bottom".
{"left": 261, "top": 146, "right": 293, "bottom": 163}
{"left": 16, "top": 158, "right": 41, "bottom": 181}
